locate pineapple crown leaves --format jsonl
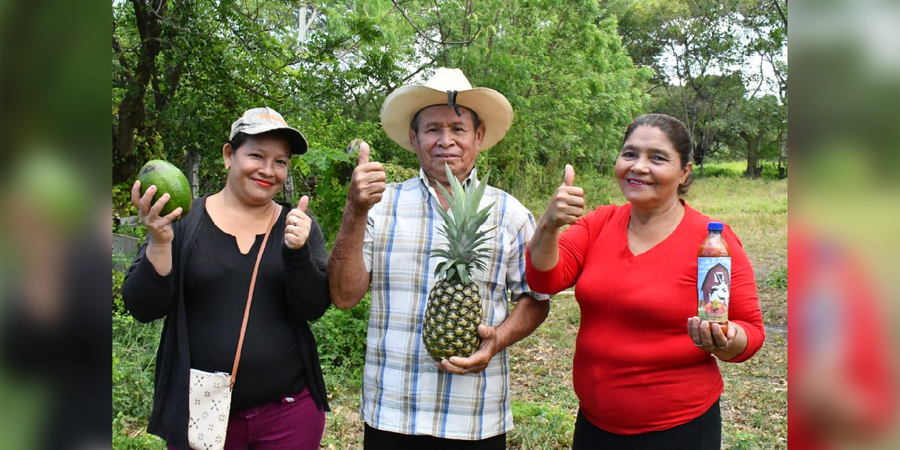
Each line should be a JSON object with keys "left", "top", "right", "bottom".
{"left": 429, "top": 163, "right": 497, "bottom": 285}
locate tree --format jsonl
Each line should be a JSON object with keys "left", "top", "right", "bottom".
{"left": 651, "top": 73, "right": 747, "bottom": 176}
{"left": 733, "top": 95, "right": 785, "bottom": 177}
{"left": 383, "top": 0, "right": 650, "bottom": 187}
{"left": 607, "top": 0, "right": 787, "bottom": 175}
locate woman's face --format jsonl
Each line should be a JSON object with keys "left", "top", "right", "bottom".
{"left": 615, "top": 126, "right": 691, "bottom": 211}
{"left": 222, "top": 134, "right": 291, "bottom": 206}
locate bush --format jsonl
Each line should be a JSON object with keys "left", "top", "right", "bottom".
{"left": 112, "top": 314, "right": 162, "bottom": 443}
{"left": 311, "top": 295, "right": 370, "bottom": 389}
{"left": 112, "top": 258, "right": 134, "bottom": 315}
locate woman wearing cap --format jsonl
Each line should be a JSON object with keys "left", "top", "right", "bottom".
{"left": 525, "top": 114, "right": 765, "bottom": 449}
{"left": 123, "top": 107, "right": 330, "bottom": 450}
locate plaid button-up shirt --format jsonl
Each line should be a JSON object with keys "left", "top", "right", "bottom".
{"left": 361, "top": 168, "right": 550, "bottom": 440}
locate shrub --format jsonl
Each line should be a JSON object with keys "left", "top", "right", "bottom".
{"left": 112, "top": 258, "right": 134, "bottom": 315}
{"left": 311, "top": 295, "right": 371, "bottom": 389}
{"left": 112, "top": 314, "right": 161, "bottom": 438}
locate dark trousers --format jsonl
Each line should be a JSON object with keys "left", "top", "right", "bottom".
{"left": 572, "top": 399, "right": 722, "bottom": 450}
{"left": 364, "top": 423, "right": 506, "bottom": 450}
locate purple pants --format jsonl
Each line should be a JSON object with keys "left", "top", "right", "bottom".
{"left": 170, "top": 387, "right": 325, "bottom": 450}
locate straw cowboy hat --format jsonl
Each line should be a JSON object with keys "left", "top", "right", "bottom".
{"left": 380, "top": 68, "right": 513, "bottom": 151}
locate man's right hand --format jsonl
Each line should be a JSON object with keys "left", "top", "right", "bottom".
{"left": 347, "top": 141, "right": 386, "bottom": 215}
{"left": 538, "top": 164, "right": 584, "bottom": 229}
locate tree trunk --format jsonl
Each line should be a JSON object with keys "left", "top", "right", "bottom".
{"left": 186, "top": 149, "right": 200, "bottom": 198}
{"left": 744, "top": 134, "right": 761, "bottom": 178}
{"left": 695, "top": 142, "right": 707, "bottom": 178}
{"left": 113, "top": 91, "right": 147, "bottom": 185}
{"left": 284, "top": 169, "right": 296, "bottom": 202}
{"left": 112, "top": 0, "right": 167, "bottom": 185}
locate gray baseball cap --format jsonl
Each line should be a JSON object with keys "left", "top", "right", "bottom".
{"left": 229, "top": 107, "right": 308, "bottom": 155}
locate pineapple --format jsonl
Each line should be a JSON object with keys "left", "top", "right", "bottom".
{"left": 423, "top": 164, "right": 495, "bottom": 361}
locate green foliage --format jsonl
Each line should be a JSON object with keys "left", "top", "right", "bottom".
{"left": 112, "top": 314, "right": 163, "bottom": 446}
{"left": 700, "top": 161, "right": 786, "bottom": 180}
{"left": 112, "top": 181, "right": 140, "bottom": 232}
{"left": 430, "top": 166, "right": 495, "bottom": 284}
{"left": 293, "top": 109, "right": 415, "bottom": 243}
{"left": 509, "top": 401, "right": 575, "bottom": 449}
{"left": 432, "top": 0, "right": 650, "bottom": 190}
{"left": 615, "top": 0, "right": 787, "bottom": 175}
{"left": 766, "top": 266, "right": 788, "bottom": 290}
{"left": 112, "top": 430, "right": 166, "bottom": 450}
{"left": 113, "top": 265, "right": 127, "bottom": 316}
{"left": 700, "top": 161, "right": 746, "bottom": 179}
{"left": 311, "top": 295, "right": 371, "bottom": 389}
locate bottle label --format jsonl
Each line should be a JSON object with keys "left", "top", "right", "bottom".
{"left": 698, "top": 257, "right": 731, "bottom": 322}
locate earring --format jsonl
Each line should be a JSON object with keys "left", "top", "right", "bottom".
{"left": 225, "top": 164, "right": 231, "bottom": 170}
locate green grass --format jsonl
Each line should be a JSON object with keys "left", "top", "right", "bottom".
{"left": 112, "top": 176, "right": 787, "bottom": 449}
{"left": 698, "top": 160, "right": 787, "bottom": 180}
{"left": 687, "top": 177, "right": 788, "bottom": 280}
{"left": 719, "top": 332, "right": 788, "bottom": 449}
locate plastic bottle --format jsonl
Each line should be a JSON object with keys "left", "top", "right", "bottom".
{"left": 698, "top": 221, "right": 730, "bottom": 335}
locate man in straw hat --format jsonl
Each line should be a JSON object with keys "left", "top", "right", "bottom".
{"left": 328, "top": 68, "right": 550, "bottom": 448}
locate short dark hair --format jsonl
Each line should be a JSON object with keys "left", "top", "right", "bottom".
{"left": 623, "top": 114, "right": 694, "bottom": 195}
{"left": 409, "top": 105, "right": 482, "bottom": 134}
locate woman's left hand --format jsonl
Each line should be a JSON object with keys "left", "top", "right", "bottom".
{"left": 285, "top": 196, "right": 311, "bottom": 250}
{"left": 687, "top": 317, "right": 736, "bottom": 352}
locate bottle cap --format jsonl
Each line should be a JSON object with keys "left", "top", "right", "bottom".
{"left": 708, "top": 221, "right": 723, "bottom": 231}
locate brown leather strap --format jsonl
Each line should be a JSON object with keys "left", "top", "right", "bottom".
{"left": 230, "top": 203, "right": 280, "bottom": 389}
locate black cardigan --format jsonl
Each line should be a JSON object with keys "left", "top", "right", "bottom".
{"left": 122, "top": 196, "right": 331, "bottom": 450}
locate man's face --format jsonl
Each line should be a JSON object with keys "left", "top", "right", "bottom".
{"left": 409, "top": 105, "right": 486, "bottom": 187}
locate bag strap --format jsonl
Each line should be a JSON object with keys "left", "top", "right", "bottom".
{"left": 230, "top": 203, "right": 280, "bottom": 389}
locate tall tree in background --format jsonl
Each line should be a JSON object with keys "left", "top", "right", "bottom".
{"left": 113, "top": 0, "right": 299, "bottom": 186}
{"left": 113, "top": 0, "right": 786, "bottom": 213}
{"left": 651, "top": 73, "right": 747, "bottom": 176}
{"left": 384, "top": 0, "right": 650, "bottom": 186}
{"left": 607, "top": 0, "right": 787, "bottom": 176}
{"left": 728, "top": 94, "right": 786, "bottom": 177}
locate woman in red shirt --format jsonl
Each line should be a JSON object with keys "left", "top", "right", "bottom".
{"left": 525, "top": 114, "right": 765, "bottom": 449}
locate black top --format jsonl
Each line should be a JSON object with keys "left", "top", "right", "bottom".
{"left": 122, "top": 196, "right": 331, "bottom": 450}
{"left": 184, "top": 208, "right": 306, "bottom": 411}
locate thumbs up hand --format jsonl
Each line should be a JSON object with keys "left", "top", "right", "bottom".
{"left": 539, "top": 164, "right": 585, "bottom": 229}
{"left": 347, "top": 140, "right": 386, "bottom": 216}
{"left": 285, "top": 195, "right": 312, "bottom": 249}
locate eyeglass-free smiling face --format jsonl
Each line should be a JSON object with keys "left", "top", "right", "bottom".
{"left": 223, "top": 134, "right": 292, "bottom": 206}
{"left": 615, "top": 125, "right": 692, "bottom": 212}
